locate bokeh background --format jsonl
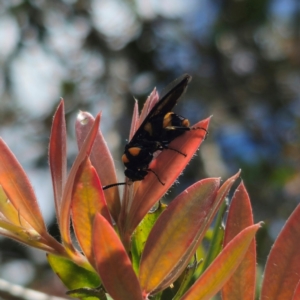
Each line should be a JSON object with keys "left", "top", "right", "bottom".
{"left": 0, "top": 0, "right": 299, "bottom": 298}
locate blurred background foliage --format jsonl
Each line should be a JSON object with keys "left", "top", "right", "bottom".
{"left": 0, "top": 0, "right": 299, "bottom": 298}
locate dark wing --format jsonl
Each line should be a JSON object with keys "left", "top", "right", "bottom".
{"left": 148, "top": 73, "right": 191, "bottom": 119}
{"left": 130, "top": 73, "right": 192, "bottom": 142}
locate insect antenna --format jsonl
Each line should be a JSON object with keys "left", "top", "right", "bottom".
{"left": 191, "top": 126, "right": 209, "bottom": 140}
{"left": 166, "top": 147, "right": 187, "bottom": 157}
{"left": 148, "top": 169, "right": 165, "bottom": 186}
{"left": 102, "top": 182, "right": 127, "bottom": 190}
{"left": 163, "top": 127, "right": 208, "bottom": 156}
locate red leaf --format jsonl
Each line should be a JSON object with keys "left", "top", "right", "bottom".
{"left": 49, "top": 100, "right": 67, "bottom": 222}
{"left": 138, "top": 171, "right": 240, "bottom": 294}
{"left": 75, "top": 111, "right": 120, "bottom": 222}
{"left": 181, "top": 223, "right": 261, "bottom": 300}
{"left": 222, "top": 182, "right": 256, "bottom": 300}
{"left": 93, "top": 214, "right": 143, "bottom": 300}
{"left": 0, "top": 139, "right": 46, "bottom": 233}
{"left": 72, "top": 157, "right": 111, "bottom": 267}
{"left": 292, "top": 280, "right": 300, "bottom": 300}
{"left": 137, "top": 87, "right": 159, "bottom": 131}
{"left": 129, "top": 99, "right": 140, "bottom": 140}
{"left": 261, "top": 204, "right": 300, "bottom": 300}
{"left": 139, "top": 178, "right": 220, "bottom": 294}
{"left": 60, "top": 114, "right": 100, "bottom": 252}
{"left": 119, "top": 90, "right": 160, "bottom": 223}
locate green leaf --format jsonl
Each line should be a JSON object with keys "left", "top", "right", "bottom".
{"left": 200, "top": 199, "right": 227, "bottom": 273}
{"left": 67, "top": 286, "right": 107, "bottom": 300}
{"left": 47, "top": 253, "right": 100, "bottom": 291}
{"left": 131, "top": 202, "right": 167, "bottom": 273}
{"left": 172, "top": 257, "right": 198, "bottom": 300}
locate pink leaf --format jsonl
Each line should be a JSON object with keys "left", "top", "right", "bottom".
{"left": 49, "top": 100, "right": 67, "bottom": 222}
{"left": 59, "top": 114, "right": 100, "bottom": 252}
{"left": 75, "top": 111, "right": 120, "bottom": 222}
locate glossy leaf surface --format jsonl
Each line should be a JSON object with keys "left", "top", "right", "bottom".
{"left": 222, "top": 182, "right": 256, "bottom": 300}
{"left": 181, "top": 223, "right": 260, "bottom": 300}
{"left": 93, "top": 214, "right": 143, "bottom": 300}
{"left": 261, "top": 204, "right": 300, "bottom": 300}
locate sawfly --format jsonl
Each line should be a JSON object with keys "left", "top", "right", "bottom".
{"left": 103, "top": 74, "right": 207, "bottom": 190}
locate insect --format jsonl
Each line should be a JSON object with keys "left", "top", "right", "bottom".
{"left": 103, "top": 74, "right": 207, "bottom": 190}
